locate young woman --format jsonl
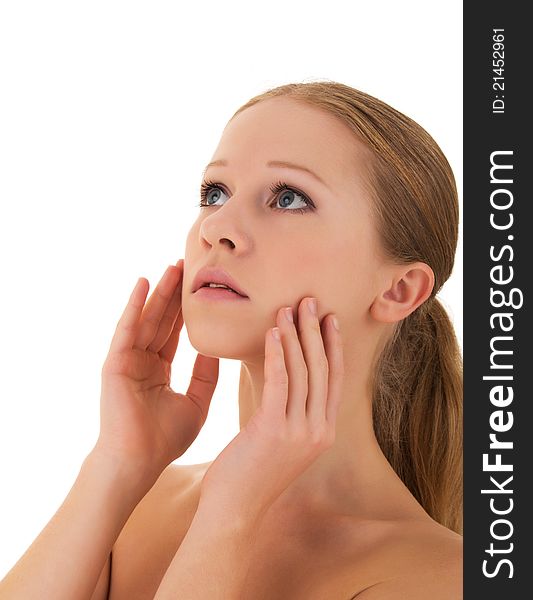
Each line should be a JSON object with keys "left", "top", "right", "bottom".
{"left": 0, "top": 81, "right": 463, "bottom": 599}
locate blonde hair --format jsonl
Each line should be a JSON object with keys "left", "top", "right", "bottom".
{"left": 231, "top": 81, "right": 463, "bottom": 535}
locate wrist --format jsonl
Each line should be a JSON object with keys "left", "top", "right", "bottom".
{"left": 84, "top": 447, "right": 158, "bottom": 502}
{"left": 195, "top": 496, "right": 265, "bottom": 538}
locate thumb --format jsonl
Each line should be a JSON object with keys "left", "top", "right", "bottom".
{"left": 184, "top": 353, "right": 219, "bottom": 423}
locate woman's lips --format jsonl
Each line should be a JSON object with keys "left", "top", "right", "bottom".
{"left": 194, "top": 287, "right": 250, "bottom": 301}
{"left": 191, "top": 265, "right": 249, "bottom": 297}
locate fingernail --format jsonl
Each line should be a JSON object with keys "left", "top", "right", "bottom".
{"left": 332, "top": 315, "right": 340, "bottom": 331}
{"left": 308, "top": 298, "right": 317, "bottom": 316}
{"left": 284, "top": 307, "right": 294, "bottom": 323}
{"left": 272, "top": 327, "right": 281, "bottom": 341}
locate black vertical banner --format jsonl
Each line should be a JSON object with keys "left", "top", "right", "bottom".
{"left": 464, "top": 2, "right": 531, "bottom": 597}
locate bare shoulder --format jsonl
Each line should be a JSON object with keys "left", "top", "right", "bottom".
{"left": 110, "top": 461, "right": 209, "bottom": 599}
{"left": 347, "top": 519, "right": 463, "bottom": 600}
{"left": 115, "top": 461, "right": 204, "bottom": 540}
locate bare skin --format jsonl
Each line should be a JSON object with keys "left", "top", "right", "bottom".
{"left": 109, "top": 461, "right": 462, "bottom": 599}
{"left": 103, "top": 96, "right": 463, "bottom": 598}
{"left": 171, "top": 95, "right": 461, "bottom": 595}
{"left": 182, "top": 96, "right": 441, "bottom": 525}
{"left": 0, "top": 96, "right": 461, "bottom": 600}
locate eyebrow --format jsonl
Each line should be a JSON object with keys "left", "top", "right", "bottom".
{"left": 202, "top": 159, "right": 329, "bottom": 189}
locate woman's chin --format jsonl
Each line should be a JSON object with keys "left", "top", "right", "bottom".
{"left": 185, "top": 326, "right": 264, "bottom": 362}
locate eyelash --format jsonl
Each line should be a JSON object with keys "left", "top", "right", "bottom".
{"left": 197, "top": 178, "right": 315, "bottom": 214}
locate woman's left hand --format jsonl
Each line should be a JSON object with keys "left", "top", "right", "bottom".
{"left": 197, "top": 297, "right": 344, "bottom": 526}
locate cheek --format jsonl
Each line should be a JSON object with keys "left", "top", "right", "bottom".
{"left": 185, "top": 222, "right": 199, "bottom": 247}
{"left": 311, "top": 232, "right": 379, "bottom": 308}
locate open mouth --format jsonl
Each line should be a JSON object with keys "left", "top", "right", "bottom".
{"left": 195, "top": 285, "right": 249, "bottom": 300}
{"left": 199, "top": 283, "right": 247, "bottom": 297}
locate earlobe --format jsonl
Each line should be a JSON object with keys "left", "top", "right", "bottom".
{"left": 370, "top": 262, "right": 435, "bottom": 324}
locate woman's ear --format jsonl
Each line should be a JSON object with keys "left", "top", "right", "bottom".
{"left": 370, "top": 262, "right": 435, "bottom": 324}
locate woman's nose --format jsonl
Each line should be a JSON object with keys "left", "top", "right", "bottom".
{"left": 198, "top": 212, "right": 250, "bottom": 254}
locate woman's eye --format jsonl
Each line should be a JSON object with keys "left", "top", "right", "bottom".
{"left": 198, "top": 180, "right": 314, "bottom": 214}
{"left": 273, "top": 188, "right": 310, "bottom": 212}
{"left": 201, "top": 185, "right": 228, "bottom": 207}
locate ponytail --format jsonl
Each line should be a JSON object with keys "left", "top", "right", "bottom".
{"left": 371, "top": 297, "right": 463, "bottom": 534}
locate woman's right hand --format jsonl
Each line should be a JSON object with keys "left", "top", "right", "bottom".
{"left": 92, "top": 259, "right": 219, "bottom": 488}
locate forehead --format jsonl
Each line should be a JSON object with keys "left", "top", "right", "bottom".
{"left": 214, "top": 97, "right": 372, "bottom": 194}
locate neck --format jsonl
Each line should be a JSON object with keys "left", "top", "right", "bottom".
{"left": 237, "top": 348, "right": 429, "bottom": 524}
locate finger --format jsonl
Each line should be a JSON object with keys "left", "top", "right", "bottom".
{"left": 276, "top": 305, "right": 309, "bottom": 422}
{"left": 148, "top": 259, "right": 184, "bottom": 353}
{"left": 261, "top": 327, "right": 288, "bottom": 420}
{"left": 158, "top": 306, "right": 184, "bottom": 364}
{"left": 134, "top": 264, "right": 181, "bottom": 351}
{"left": 297, "top": 298, "right": 329, "bottom": 429}
{"left": 184, "top": 353, "right": 220, "bottom": 424}
{"left": 323, "top": 315, "right": 344, "bottom": 427}
{"left": 108, "top": 277, "right": 150, "bottom": 354}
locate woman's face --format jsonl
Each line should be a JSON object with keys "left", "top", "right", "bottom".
{"left": 182, "top": 97, "right": 388, "bottom": 362}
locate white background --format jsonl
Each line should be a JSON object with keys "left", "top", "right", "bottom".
{"left": 0, "top": 0, "right": 462, "bottom": 577}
